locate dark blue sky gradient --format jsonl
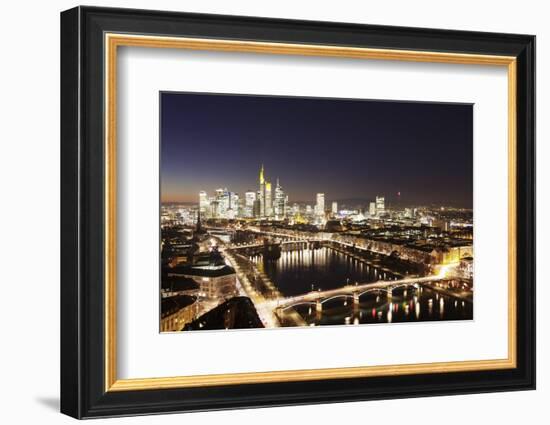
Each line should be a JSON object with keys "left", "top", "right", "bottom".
{"left": 161, "top": 92, "right": 473, "bottom": 207}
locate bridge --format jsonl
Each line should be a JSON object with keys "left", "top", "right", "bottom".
{"left": 230, "top": 228, "right": 402, "bottom": 261}
{"left": 259, "top": 275, "right": 444, "bottom": 314}
{"left": 228, "top": 239, "right": 324, "bottom": 250}
{"left": 246, "top": 228, "right": 331, "bottom": 241}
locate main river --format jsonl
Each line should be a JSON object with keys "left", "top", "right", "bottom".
{"left": 251, "top": 246, "right": 473, "bottom": 326}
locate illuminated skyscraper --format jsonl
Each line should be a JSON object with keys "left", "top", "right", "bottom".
{"left": 369, "top": 202, "right": 376, "bottom": 216}
{"left": 209, "top": 199, "right": 219, "bottom": 218}
{"left": 199, "top": 191, "right": 210, "bottom": 217}
{"left": 376, "top": 196, "right": 385, "bottom": 216}
{"left": 245, "top": 190, "right": 256, "bottom": 218}
{"left": 284, "top": 195, "right": 290, "bottom": 217}
{"left": 227, "top": 192, "right": 238, "bottom": 219}
{"left": 258, "top": 164, "right": 274, "bottom": 218}
{"left": 259, "top": 164, "right": 265, "bottom": 185}
{"left": 253, "top": 196, "right": 261, "bottom": 218}
{"left": 332, "top": 201, "right": 338, "bottom": 215}
{"left": 212, "top": 188, "right": 234, "bottom": 218}
{"left": 211, "top": 188, "right": 224, "bottom": 217}
{"left": 315, "top": 193, "right": 325, "bottom": 217}
{"left": 258, "top": 164, "right": 265, "bottom": 217}
{"left": 274, "top": 178, "right": 286, "bottom": 219}
{"left": 265, "top": 182, "right": 273, "bottom": 217}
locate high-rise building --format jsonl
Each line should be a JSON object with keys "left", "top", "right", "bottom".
{"left": 258, "top": 164, "right": 265, "bottom": 217}
{"left": 253, "top": 198, "right": 261, "bottom": 218}
{"left": 227, "top": 191, "right": 235, "bottom": 209}
{"left": 206, "top": 188, "right": 239, "bottom": 219}
{"left": 258, "top": 164, "right": 274, "bottom": 218}
{"left": 315, "top": 193, "right": 325, "bottom": 217}
{"left": 376, "top": 196, "right": 385, "bottom": 216}
{"left": 265, "top": 182, "right": 273, "bottom": 217}
{"left": 209, "top": 199, "right": 219, "bottom": 218}
{"left": 332, "top": 201, "right": 338, "bottom": 215}
{"left": 227, "top": 192, "right": 238, "bottom": 219}
{"left": 274, "top": 179, "right": 286, "bottom": 219}
{"left": 214, "top": 188, "right": 229, "bottom": 218}
{"left": 369, "top": 202, "right": 376, "bottom": 216}
{"left": 245, "top": 190, "right": 256, "bottom": 218}
{"left": 284, "top": 196, "right": 290, "bottom": 218}
{"left": 199, "top": 191, "right": 210, "bottom": 217}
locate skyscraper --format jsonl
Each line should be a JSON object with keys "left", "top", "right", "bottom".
{"left": 253, "top": 197, "right": 261, "bottom": 218}
{"left": 369, "top": 202, "right": 376, "bottom": 216}
{"left": 209, "top": 189, "right": 222, "bottom": 217}
{"left": 315, "top": 193, "right": 325, "bottom": 217}
{"left": 245, "top": 190, "right": 256, "bottom": 218}
{"left": 274, "top": 178, "right": 286, "bottom": 219}
{"left": 205, "top": 188, "right": 240, "bottom": 219}
{"left": 227, "top": 192, "right": 238, "bottom": 219}
{"left": 199, "top": 191, "right": 210, "bottom": 216}
{"left": 265, "top": 182, "right": 273, "bottom": 217}
{"left": 258, "top": 164, "right": 265, "bottom": 217}
{"left": 376, "top": 196, "right": 385, "bottom": 216}
{"left": 258, "top": 164, "right": 274, "bottom": 218}
{"left": 332, "top": 201, "right": 338, "bottom": 215}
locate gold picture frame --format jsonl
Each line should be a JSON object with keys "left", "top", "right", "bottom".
{"left": 104, "top": 33, "right": 517, "bottom": 392}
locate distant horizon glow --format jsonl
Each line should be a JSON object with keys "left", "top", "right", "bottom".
{"left": 161, "top": 92, "right": 473, "bottom": 208}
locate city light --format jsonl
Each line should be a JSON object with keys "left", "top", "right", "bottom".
{"left": 160, "top": 165, "right": 474, "bottom": 332}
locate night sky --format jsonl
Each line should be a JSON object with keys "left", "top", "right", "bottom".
{"left": 161, "top": 92, "right": 473, "bottom": 207}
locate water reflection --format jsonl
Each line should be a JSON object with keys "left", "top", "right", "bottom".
{"left": 251, "top": 247, "right": 393, "bottom": 296}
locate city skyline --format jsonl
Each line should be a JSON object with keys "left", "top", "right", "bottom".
{"left": 194, "top": 163, "right": 400, "bottom": 223}
{"left": 161, "top": 92, "right": 473, "bottom": 207}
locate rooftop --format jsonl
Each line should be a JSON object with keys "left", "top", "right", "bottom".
{"left": 182, "top": 297, "right": 263, "bottom": 331}
{"left": 161, "top": 295, "right": 196, "bottom": 318}
{"left": 169, "top": 264, "right": 236, "bottom": 278}
{"left": 161, "top": 276, "right": 199, "bottom": 291}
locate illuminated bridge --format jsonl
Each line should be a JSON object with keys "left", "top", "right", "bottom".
{"left": 260, "top": 275, "right": 444, "bottom": 314}
{"left": 228, "top": 239, "right": 324, "bottom": 250}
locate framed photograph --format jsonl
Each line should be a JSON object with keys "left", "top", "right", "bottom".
{"left": 60, "top": 6, "right": 535, "bottom": 419}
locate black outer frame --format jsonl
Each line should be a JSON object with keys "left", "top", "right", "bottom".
{"left": 60, "top": 6, "right": 535, "bottom": 419}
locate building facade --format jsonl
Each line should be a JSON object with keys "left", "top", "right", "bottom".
{"left": 315, "top": 193, "right": 325, "bottom": 216}
{"left": 160, "top": 295, "right": 197, "bottom": 332}
{"left": 376, "top": 196, "right": 385, "bottom": 216}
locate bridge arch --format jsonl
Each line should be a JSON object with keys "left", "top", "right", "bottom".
{"left": 356, "top": 288, "right": 391, "bottom": 298}
{"left": 320, "top": 294, "right": 355, "bottom": 305}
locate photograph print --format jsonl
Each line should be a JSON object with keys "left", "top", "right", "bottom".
{"left": 160, "top": 92, "right": 474, "bottom": 333}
